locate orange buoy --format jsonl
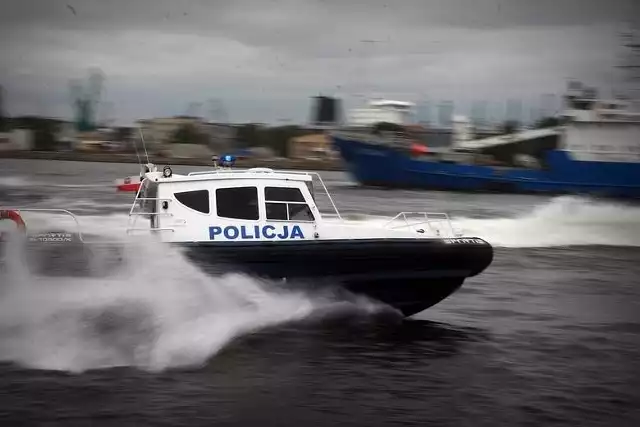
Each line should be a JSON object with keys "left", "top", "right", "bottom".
{"left": 0, "top": 209, "right": 26, "bottom": 233}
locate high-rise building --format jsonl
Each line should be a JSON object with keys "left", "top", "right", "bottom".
{"left": 416, "top": 99, "right": 432, "bottom": 126}
{"left": 505, "top": 98, "right": 523, "bottom": 124}
{"left": 437, "top": 100, "right": 454, "bottom": 128}
{"left": 470, "top": 100, "right": 488, "bottom": 129}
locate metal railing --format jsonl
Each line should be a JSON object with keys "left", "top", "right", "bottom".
{"left": 182, "top": 168, "right": 343, "bottom": 220}
{"left": 187, "top": 167, "right": 276, "bottom": 176}
{"left": 383, "top": 212, "right": 458, "bottom": 237}
{"left": 330, "top": 130, "right": 414, "bottom": 148}
{"left": 126, "top": 227, "right": 176, "bottom": 235}
{"left": 126, "top": 191, "right": 176, "bottom": 235}
{"left": 128, "top": 198, "right": 174, "bottom": 216}
{"left": 1, "top": 208, "right": 86, "bottom": 242}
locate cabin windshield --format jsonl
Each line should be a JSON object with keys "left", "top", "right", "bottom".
{"left": 264, "top": 186, "right": 314, "bottom": 222}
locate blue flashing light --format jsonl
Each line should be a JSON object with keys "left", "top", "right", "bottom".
{"left": 220, "top": 154, "right": 236, "bottom": 167}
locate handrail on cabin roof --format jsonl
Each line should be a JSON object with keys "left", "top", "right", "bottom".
{"left": 144, "top": 168, "right": 343, "bottom": 220}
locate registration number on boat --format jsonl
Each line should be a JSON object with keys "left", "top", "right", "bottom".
{"left": 443, "top": 238, "right": 485, "bottom": 245}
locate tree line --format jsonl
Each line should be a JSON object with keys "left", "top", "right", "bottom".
{"left": 2, "top": 115, "right": 562, "bottom": 154}
{"left": 169, "top": 123, "right": 311, "bottom": 158}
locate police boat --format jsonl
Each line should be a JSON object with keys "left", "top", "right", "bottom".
{"left": 125, "top": 159, "right": 493, "bottom": 317}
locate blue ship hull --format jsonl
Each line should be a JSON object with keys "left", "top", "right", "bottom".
{"left": 332, "top": 135, "right": 640, "bottom": 199}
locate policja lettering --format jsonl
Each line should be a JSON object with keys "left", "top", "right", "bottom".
{"left": 209, "top": 225, "right": 305, "bottom": 240}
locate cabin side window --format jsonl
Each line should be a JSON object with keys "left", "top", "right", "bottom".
{"left": 174, "top": 190, "right": 210, "bottom": 214}
{"left": 265, "top": 187, "right": 314, "bottom": 222}
{"left": 216, "top": 187, "right": 259, "bottom": 220}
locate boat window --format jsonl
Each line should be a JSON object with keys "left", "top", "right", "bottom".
{"left": 175, "top": 190, "right": 210, "bottom": 214}
{"left": 265, "top": 187, "right": 305, "bottom": 202}
{"left": 216, "top": 187, "right": 259, "bottom": 220}
{"left": 265, "top": 202, "right": 288, "bottom": 220}
{"left": 265, "top": 186, "right": 314, "bottom": 222}
{"left": 288, "top": 203, "right": 314, "bottom": 221}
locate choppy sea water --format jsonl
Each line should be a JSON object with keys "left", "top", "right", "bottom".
{"left": 1, "top": 158, "right": 640, "bottom": 426}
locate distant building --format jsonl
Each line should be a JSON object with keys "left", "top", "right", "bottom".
{"left": 288, "top": 133, "right": 337, "bottom": 160}
{"left": 56, "top": 122, "right": 77, "bottom": 151}
{"left": 136, "top": 116, "right": 203, "bottom": 146}
{"left": 158, "top": 143, "right": 214, "bottom": 159}
{"left": 135, "top": 116, "right": 236, "bottom": 153}
{"left": 0, "top": 129, "right": 33, "bottom": 151}
{"left": 75, "top": 130, "right": 111, "bottom": 152}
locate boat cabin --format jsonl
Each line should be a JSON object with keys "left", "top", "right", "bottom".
{"left": 127, "top": 164, "right": 460, "bottom": 243}
{"left": 129, "top": 167, "right": 330, "bottom": 243}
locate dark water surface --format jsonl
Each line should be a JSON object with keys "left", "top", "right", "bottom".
{"left": 1, "top": 159, "right": 640, "bottom": 426}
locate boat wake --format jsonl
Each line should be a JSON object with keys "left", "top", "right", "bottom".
{"left": 336, "top": 196, "right": 640, "bottom": 248}
{"left": 455, "top": 196, "right": 640, "bottom": 248}
{"left": 0, "top": 176, "right": 34, "bottom": 188}
{"left": 0, "top": 213, "right": 384, "bottom": 373}
{"left": 0, "top": 175, "right": 105, "bottom": 189}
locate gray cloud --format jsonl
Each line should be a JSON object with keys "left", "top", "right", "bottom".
{"left": 1, "top": 0, "right": 637, "bottom": 124}
{"left": 3, "top": 0, "right": 636, "bottom": 32}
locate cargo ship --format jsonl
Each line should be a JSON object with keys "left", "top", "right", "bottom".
{"left": 329, "top": 83, "right": 640, "bottom": 199}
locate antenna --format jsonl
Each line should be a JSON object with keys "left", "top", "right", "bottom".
{"left": 131, "top": 126, "right": 142, "bottom": 166}
{"left": 138, "top": 127, "right": 150, "bottom": 164}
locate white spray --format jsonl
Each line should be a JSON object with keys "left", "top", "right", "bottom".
{"left": 0, "top": 213, "right": 382, "bottom": 373}
{"left": 455, "top": 196, "right": 640, "bottom": 248}
{"left": 332, "top": 196, "right": 640, "bottom": 248}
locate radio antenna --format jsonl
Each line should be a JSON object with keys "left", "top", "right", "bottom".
{"left": 132, "top": 127, "right": 142, "bottom": 166}
{"left": 138, "top": 127, "right": 150, "bottom": 164}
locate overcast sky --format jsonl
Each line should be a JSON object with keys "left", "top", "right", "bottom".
{"left": 1, "top": 0, "right": 638, "bottom": 125}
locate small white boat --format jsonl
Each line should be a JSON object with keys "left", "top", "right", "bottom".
{"left": 125, "top": 162, "right": 493, "bottom": 316}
